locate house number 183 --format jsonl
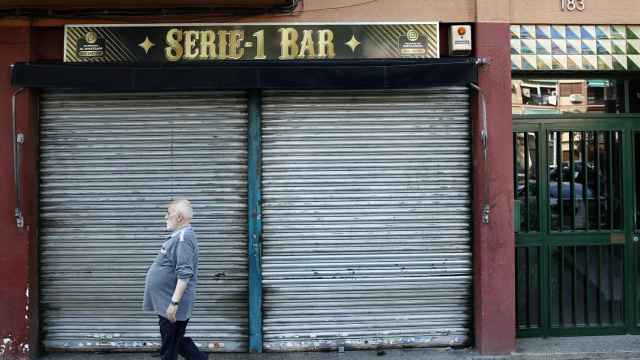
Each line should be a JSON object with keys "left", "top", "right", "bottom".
{"left": 561, "top": 0, "right": 585, "bottom": 11}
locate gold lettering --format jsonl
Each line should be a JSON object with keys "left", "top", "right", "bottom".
{"left": 279, "top": 27, "right": 299, "bottom": 60}
{"left": 298, "top": 30, "right": 315, "bottom": 59}
{"left": 317, "top": 29, "right": 335, "bottom": 59}
{"left": 164, "top": 28, "right": 183, "bottom": 62}
{"left": 253, "top": 30, "right": 266, "bottom": 60}
{"left": 229, "top": 30, "right": 245, "bottom": 60}
{"left": 199, "top": 30, "right": 217, "bottom": 60}
{"left": 183, "top": 31, "right": 200, "bottom": 60}
{"left": 218, "top": 30, "right": 229, "bottom": 60}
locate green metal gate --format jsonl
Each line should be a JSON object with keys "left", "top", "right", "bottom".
{"left": 514, "top": 115, "right": 640, "bottom": 337}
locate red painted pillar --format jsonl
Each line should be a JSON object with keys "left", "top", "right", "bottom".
{"left": 472, "top": 22, "right": 516, "bottom": 354}
{"left": 0, "top": 24, "right": 39, "bottom": 360}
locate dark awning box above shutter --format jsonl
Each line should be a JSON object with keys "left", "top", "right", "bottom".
{"left": 0, "top": 0, "right": 293, "bottom": 9}
{"left": 12, "top": 59, "right": 477, "bottom": 91}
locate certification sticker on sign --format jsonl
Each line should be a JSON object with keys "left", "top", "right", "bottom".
{"left": 398, "top": 29, "right": 428, "bottom": 55}
{"left": 76, "top": 31, "right": 106, "bottom": 58}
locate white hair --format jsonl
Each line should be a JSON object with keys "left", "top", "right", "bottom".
{"left": 170, "top": 198, "right": 193, "bottom": 220}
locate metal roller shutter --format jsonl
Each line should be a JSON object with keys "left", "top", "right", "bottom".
{"left": 39, "top": 91, "right": 248, "bottom": 352}
{"left": 261, "top": 88, "right": 472, "bottom": 351}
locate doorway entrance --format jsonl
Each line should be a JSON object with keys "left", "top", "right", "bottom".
{"left": 514, "top": 115, "right": 640, "bottom": 337}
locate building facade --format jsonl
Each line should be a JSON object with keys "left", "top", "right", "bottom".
{"left": 1, "top": 0, "right": 636, "bottom": 359}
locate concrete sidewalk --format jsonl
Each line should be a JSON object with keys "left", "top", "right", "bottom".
{"left": 36, "top": 335, "right": 640, "bottom": 360}
{"left": 513, "top": 335, "right": 640, "bottom": 359}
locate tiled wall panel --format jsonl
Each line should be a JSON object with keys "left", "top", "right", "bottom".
{"left": 511, "top": 25, "right": 640, "bottom": 71}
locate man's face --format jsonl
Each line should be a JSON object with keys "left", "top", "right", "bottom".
{"left": 165, "top": 205, "right": 181, "bottom": 231}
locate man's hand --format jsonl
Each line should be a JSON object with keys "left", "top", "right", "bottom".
{"left": 166, "top": 304, "right": 178, "bottom": 323}
{"left": 167, "top": 278, "right": 188, "bottom": 323}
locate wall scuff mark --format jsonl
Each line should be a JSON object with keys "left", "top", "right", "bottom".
{"left": 24, "top": 287, "right": 29, "bottom": 321}
{"left": 1, "top": 335, "right": 14, "bottom": 359}
{"left": 0, "top": 335, "right": 29, "bottom": 360}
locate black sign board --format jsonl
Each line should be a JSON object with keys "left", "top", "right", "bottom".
{"left": 64, "top": 23, "right": 439, "bottom": 63}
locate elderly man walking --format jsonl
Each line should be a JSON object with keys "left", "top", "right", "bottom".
{"left": 143, "top": 198, "right": 207, "bottom": 360}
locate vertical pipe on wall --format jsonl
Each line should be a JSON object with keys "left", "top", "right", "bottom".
{"left": 247, "top": 89, "right": 263, "bottom": 352}
{"left": 470, "top": 82, "right": 491, "bottom": 224}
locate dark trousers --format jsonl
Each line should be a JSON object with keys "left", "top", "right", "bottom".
{"left": 158, "top": 316, "right": 208, "bottom": 360}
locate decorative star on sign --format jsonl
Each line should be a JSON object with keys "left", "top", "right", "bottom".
{"left": 345, "top": 35, "right": 361, "bottom": 53}
{"left": 138, "top": 36, "right": 155, "bottom": 55}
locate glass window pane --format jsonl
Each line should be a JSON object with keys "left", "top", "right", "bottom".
{"left": 629, "top": 79, "right": 640, "bottom": 113}
{"left": 612, "top": 131, "right": 623, "bottom": 230}
{"left": 549, "top": 130, "right": 623, "bottom": 232}
{"left": 515, "top": 132, "right": 539, "bottom": 232}
{"left": 516, "top": 247, "right": 528, "bottom": 329}
{"left": 636, "top": 132, "right": 640, "bottom": 230}
{"left": 598, "top": 132, "right": 611, "bottom": 229}
{"left": 586, "top": 132, "right": 600, "bottom": 230}
{"left": 572, "top": 132, "right": 586, "bottom": 230}
{"left": 549, "top": 132, "right": 561, "bottom": 231}
{"left": 550, "top": 246, "right": 561, "bottom": 327}
{"left": 513, "top": 78, "right": 627, "bottom": 115}
{"left": 549, "top": 131, "right": 576, "bottom": 231}
{"left": 528, "top": 134, "right": 539, "bottom": 231}
{"left": 550, "top": 245, "right": 624, "bottom": 328}
{"left": 516, "top": 246, "right": 541, "bottom": 330}
{"left": 612, "top": 246, "right": 625, "bottom": 326}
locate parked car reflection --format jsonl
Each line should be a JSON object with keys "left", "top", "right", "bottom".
{"left": 548, "top": 161, "right": 608, "bottom": 230}
{"left": 516, "top": 161, "right": 610, "bottom": 230}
